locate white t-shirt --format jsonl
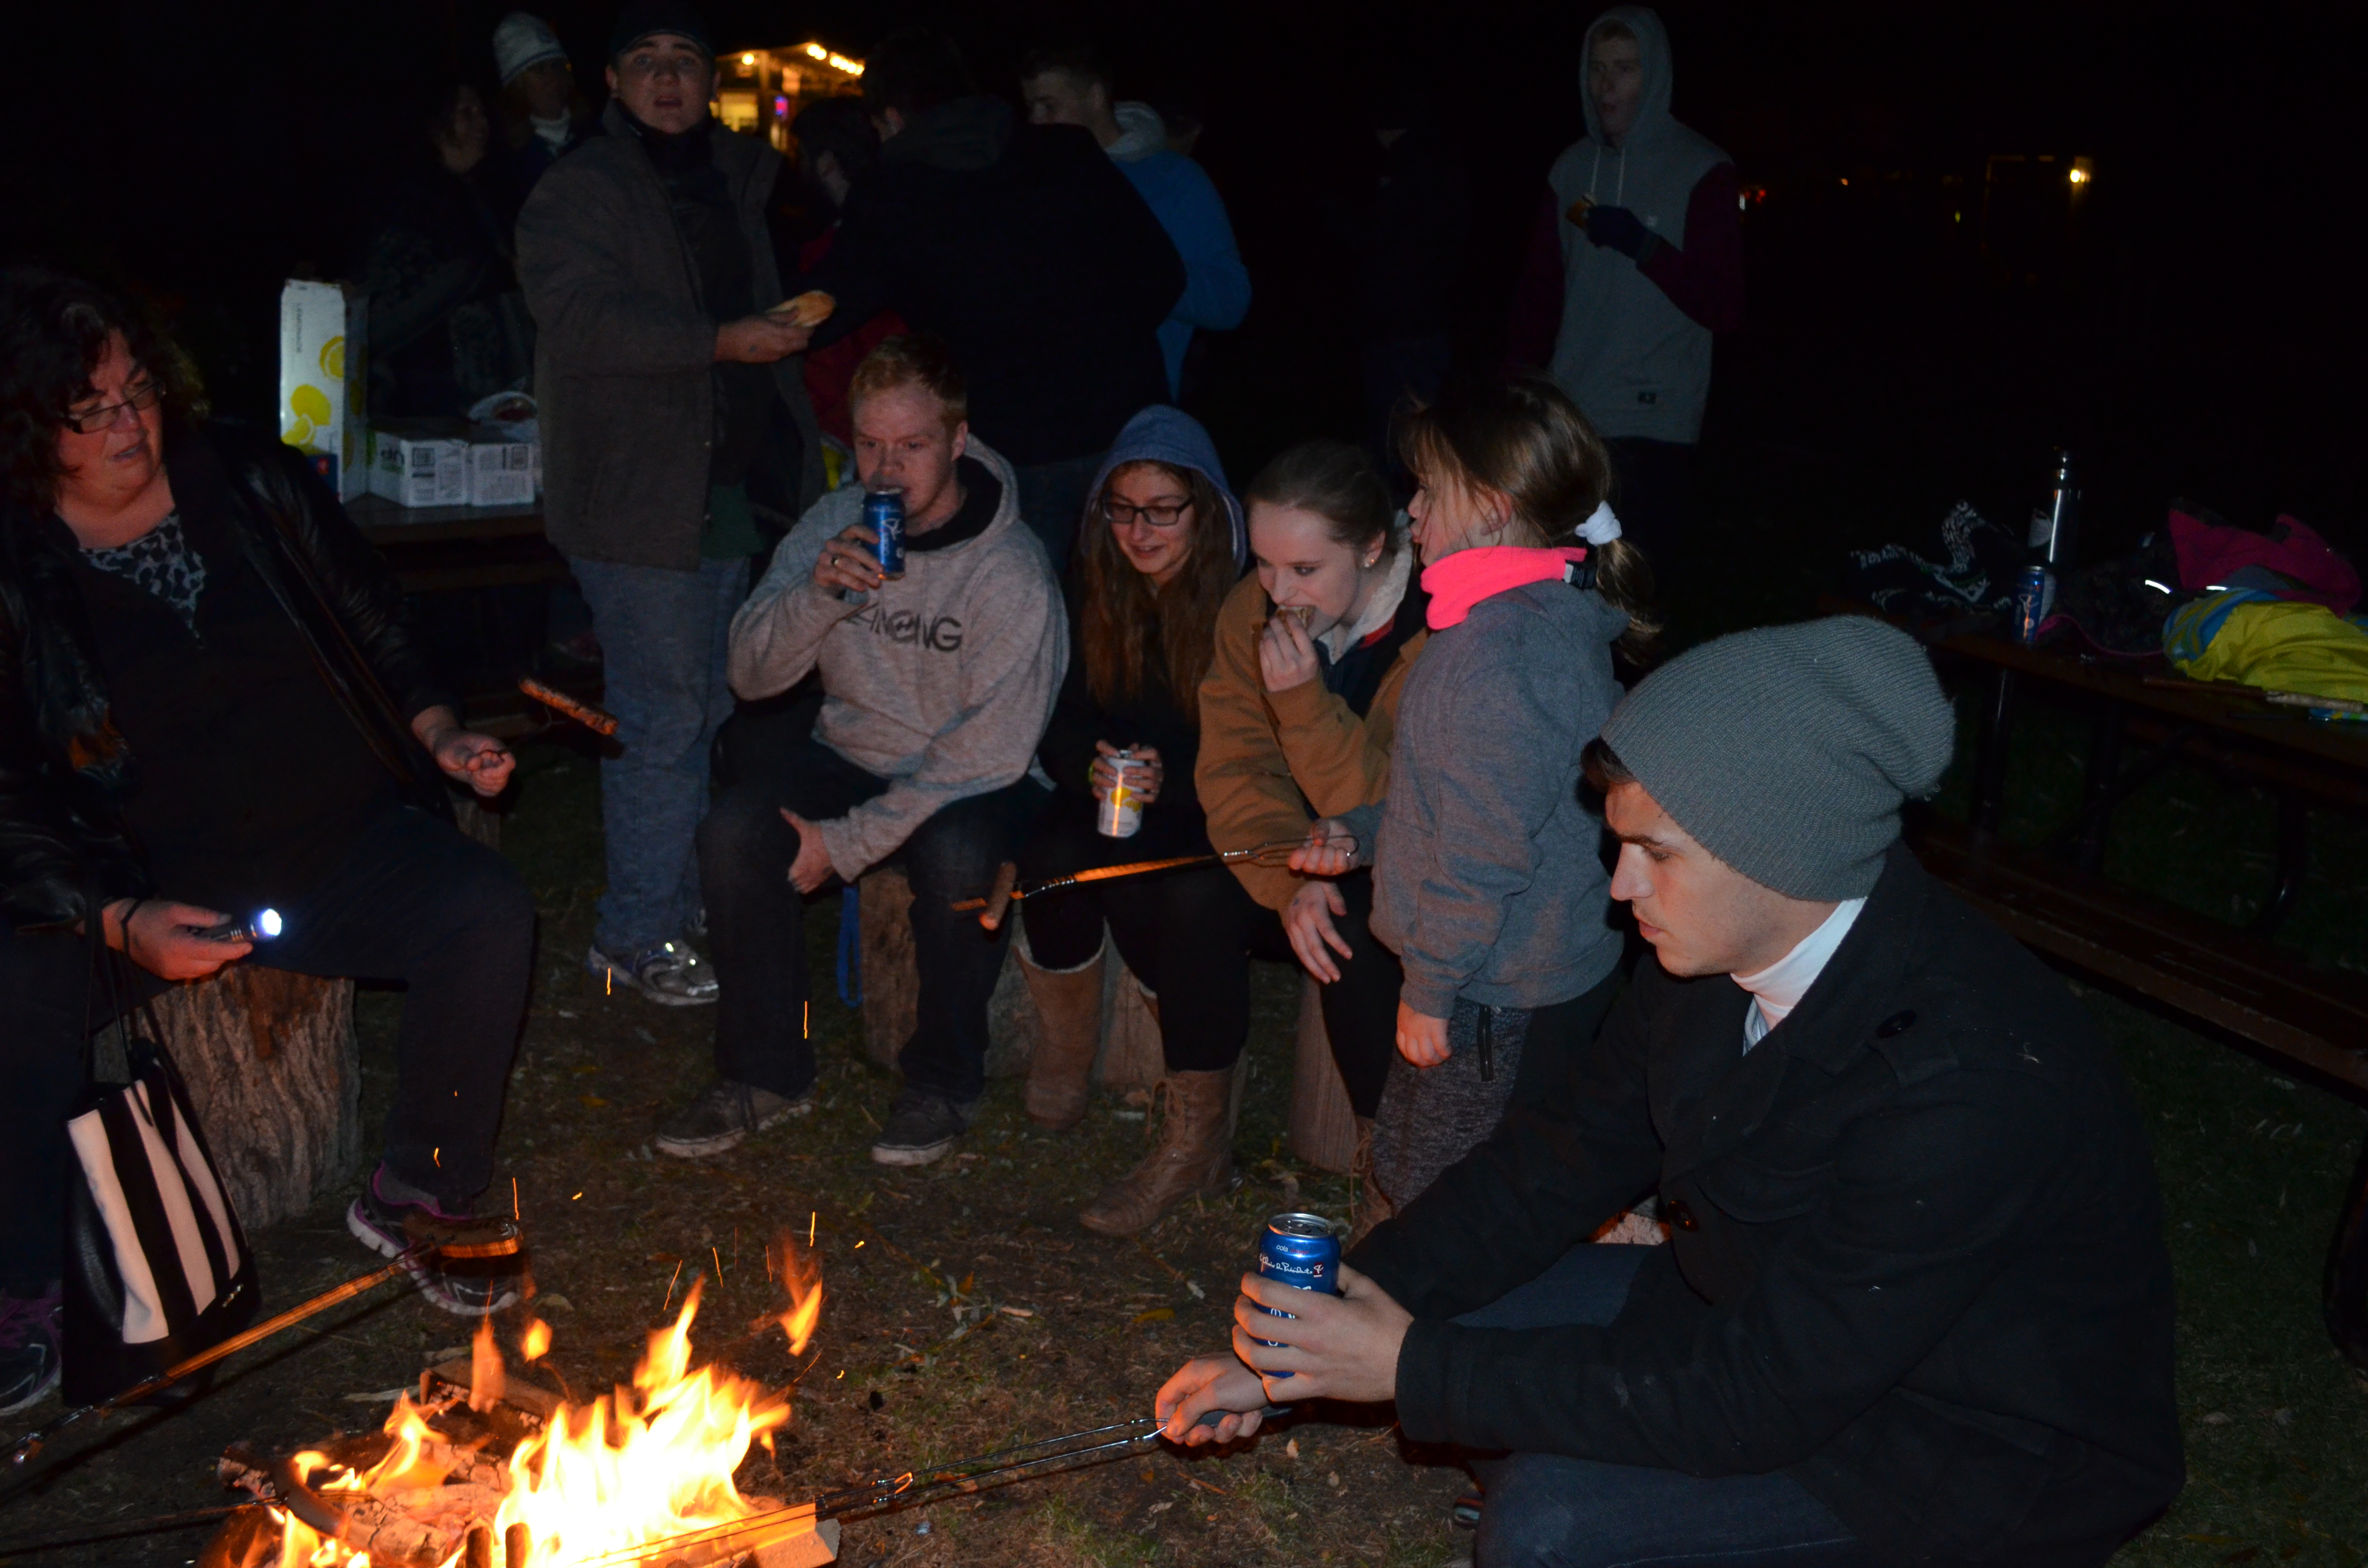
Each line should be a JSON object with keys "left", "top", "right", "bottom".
{"left": 1735, "top": 897, "right": 1866, "bottom": 1052}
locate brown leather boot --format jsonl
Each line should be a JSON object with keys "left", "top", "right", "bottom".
{"left": 1079, "top": 1067, "right": 1236, "bottom": 1236}
{"left": 1020, "top": 947, "right": 1103, "bottom": 1130}
{"left": 1348, "top": 1115, "right": 1395, "bottom": 1247}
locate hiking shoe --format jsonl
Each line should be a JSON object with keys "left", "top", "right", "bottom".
{"left": 0, "top": 1286, "right": 61, "bottom": 1416}
{"left": 347, "top": 1168, "right": 526, "bottom": 1317}
{"left": 869, "top": 1089, "right": 977, "bottom": 1167}
{"left": 587, "top": 938, "right": 719, "bottom": 1006}
{"left": 653, "top": 1079, "right": 814, "bottom": 1159}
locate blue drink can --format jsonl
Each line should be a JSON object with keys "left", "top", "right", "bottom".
{"left": 1251, "top": 1212, "right": 1340, "bottom": 1370}
{"left": 864, "top": 488, "right": 906, "bottom": 579}
{"left": 2012, "top": 564, "right": 2054, "bottom": 645}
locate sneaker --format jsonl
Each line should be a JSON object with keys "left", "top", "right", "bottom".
{"left": 588, "top": 938, "right": 719, "bottom": 1006}
{"left": 870, "top": 1089, "right": 977, "bottom": 1167}
{"left": 347, "top": 1169, "right": 526, "bottom": 1317}
{"left": 653, "top": 1079, "right": 814, "bottom": 1159}
{"left": 0, "top": 1286, "right": 61, "bottom": 1415}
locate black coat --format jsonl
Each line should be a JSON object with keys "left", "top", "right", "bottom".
{"left": 803, "top": 96, "right": 1184, "bottom": 466}
{"left": 1035, "top": 579, "right": 1208, "bottom": 857}
{"left": 0, "top": 428, "right": 453, "bottom": 928}
{"left": 1353, "top": 845, "right": 2183, "bottom": 1566}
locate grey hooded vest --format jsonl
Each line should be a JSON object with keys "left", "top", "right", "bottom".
{"left": 1547, "top": 6, "right": 1730, "bottom": 445}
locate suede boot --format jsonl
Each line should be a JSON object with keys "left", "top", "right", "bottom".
{"left": 1348, "top": 1115, "right": 1395, "bottom": 1247}
{"left": 1079, "top": 1066, "right": 1236, "bottom": 1236}
{"left": 1020, "top": 946, "right": 1104, "bottom": 1131}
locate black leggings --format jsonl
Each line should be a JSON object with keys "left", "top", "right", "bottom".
{"left": 1016, "top": 807, "right": 1399, "bottom": 1116}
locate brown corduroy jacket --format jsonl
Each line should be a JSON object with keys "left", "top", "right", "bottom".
{"left": 1193, "top": 573, "right": 1426, "bottom": 910}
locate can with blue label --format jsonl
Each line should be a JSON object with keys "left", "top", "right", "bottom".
{"left": 1251, "top": 1212, "right": 1340, "bottom": 1372}
{"left": 864, "top": 487, "right": 907, "bottom": 580}
{"left": 2012, "top": 564, "right": 2054, "bottom": 645}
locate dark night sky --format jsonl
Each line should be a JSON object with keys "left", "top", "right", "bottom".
{"left": 5, "top": 0, "right": 2357, "bottom": 553}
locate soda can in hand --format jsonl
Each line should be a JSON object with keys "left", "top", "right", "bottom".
{"left": 864, "top": 488, "right": 907, "bottom": 579}
{"left": 1250, "top": 1213, "right": 1341, "bottom": 1376}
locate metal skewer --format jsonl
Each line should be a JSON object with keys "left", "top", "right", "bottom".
{"left": 951, "top": 835, "right": 1357, "bottom": 929}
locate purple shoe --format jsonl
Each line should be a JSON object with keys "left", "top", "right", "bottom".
{"left": 347, "top": 1168, "right": 526, "bottom": 1318}
{"left": 0, "top": 1285, "right": 61, "bottom": 1415}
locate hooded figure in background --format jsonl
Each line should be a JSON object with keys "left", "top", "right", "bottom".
{"left": 1507, "top": 5, "right": 1744, "bottom": 571}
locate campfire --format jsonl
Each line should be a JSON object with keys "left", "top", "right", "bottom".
{"left": 210, "top": 1245, "right": 832, "bottom": 1568}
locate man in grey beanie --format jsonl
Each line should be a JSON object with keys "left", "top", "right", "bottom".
{"left": 1159, "top": 616, "right": 2183, "bottom": 1566}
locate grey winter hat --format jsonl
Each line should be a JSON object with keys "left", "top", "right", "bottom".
{"left": 493, "top": 12, "right": 568, "bottom": 86}
{"left": 1599, "top": 615, "right": 1955, "bottom": 900}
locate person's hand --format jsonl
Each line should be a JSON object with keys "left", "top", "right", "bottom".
{"left": 1286, "top": 818, "right": 1358, "bottom": 878}
{"left": 1089, "top": 741, "right": 1163, "bottom": 807}
{"left": 781, "top": 810, "right": 837, "bottom": 894}
{"left": 1257, "top": 607, "right": 1321, "bottom": 693}
{"left": 107, "top": 899, "right": 249, "bottom": 981}
{"left": 1283, "top": 879, "right": 1353, "bottom": 983}
{"left": 412, "top": 706, "right": 514, "bottom": 796}
{"left": 715, "top": 315, "right": 814, "bottom": 364}
{"left": 1581, "top": 205, "right": 1655, "bottom": 261}
{"left": 1395, "top": 1001, "right": 1451, "bottom": 1066}
{"left": 1229, "top": 1264, "right": 1412, "bottom": 1406}
{"left": 811, "top": 523, "right": 887, "bottom": 597}
{"left": 1155, "top": 1354, "right": 1274, "bottom": 1446}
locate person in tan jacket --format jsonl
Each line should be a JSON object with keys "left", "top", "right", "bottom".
{"left": 1195, "top": 441, "right": 1427, "bottom": 1231}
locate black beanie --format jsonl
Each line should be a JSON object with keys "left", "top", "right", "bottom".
{"left": 609, "top": 0, "right": 712, "bottom": 61}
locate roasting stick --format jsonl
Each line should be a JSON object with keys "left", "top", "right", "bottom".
{"left": 517, "top": 676, "right": 620, "bottom": 735}
{"left": 7, "top": 1246, "right": 436, "bottom": 1467}
{"left": 952, "top": 833, "right": 1358, "bottom": 928}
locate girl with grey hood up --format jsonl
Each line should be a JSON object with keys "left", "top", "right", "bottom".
{"left": 1506, "top": 6, "right": 1742, "bottom": 566}
{"left": 1307, "top": 377, "right": 1656, "bottom": 1232}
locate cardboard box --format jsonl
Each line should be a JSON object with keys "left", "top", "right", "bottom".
{"left": 368, "top": 424, "right": 469, "bottom": 508}
{"left": 465, "top": 433, "right": 536, "bottom": 507}
{"left": 278, "top": 281, "right": 368, "bottom": 502}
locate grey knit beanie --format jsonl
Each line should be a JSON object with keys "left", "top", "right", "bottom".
{"left": 1599, "top": 616, "right": 1955, "bottom": 900}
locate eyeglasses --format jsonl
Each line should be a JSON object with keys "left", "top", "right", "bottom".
{"left": 1101, "top": 498, "right": 1193, "bottom": 530}
{"left": 63, "top": 381, "right": 162, "bottom": 435}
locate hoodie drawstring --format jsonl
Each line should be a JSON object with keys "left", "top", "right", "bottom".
{"left": 1586, "top": 138, "right": 1627, "bottom": 205}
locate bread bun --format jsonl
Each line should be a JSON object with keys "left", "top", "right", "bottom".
{"left": 769, "top": 290, "right": 837, "bottom": 328}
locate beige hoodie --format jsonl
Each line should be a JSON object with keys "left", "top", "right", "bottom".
{"left": 727, "top": 441, "right": 1066, "bottom": 879}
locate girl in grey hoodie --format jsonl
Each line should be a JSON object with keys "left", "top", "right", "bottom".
{"left": 1323, "top": 377, "right": 1657, "bottom": 1221}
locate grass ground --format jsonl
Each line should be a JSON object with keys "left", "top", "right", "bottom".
{"left": 2, "top": 469, "right": 2364, "bottom": 1564}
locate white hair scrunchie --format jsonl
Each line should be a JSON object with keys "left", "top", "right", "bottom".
{"left": 1577, "top": 501, "right": 1623, "bottom": 545}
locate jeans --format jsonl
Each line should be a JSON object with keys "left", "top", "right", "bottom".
{"left": 1602, "top": 437, "right": 1697, "bottom": 575}
{"left": 0, "top": 804, "right": 533, "bottom": 1288}
{"left": 698, "top": 737, "right": 1047, "bottom": 1103}
{"left": 1456, "top": 1246, "right": 1870, "bottom": 1568}
{"left": 568, "top": 554, "right": 749, "bottom": 955}
{"left": 1009, "top": 453, "right": 1106, "bottom": 580}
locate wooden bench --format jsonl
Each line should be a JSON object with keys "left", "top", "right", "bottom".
{"left": 853, "top": 867, "right": 1359, "bottom": 1171}
{"left": 1824, "top": 600, "right": 2368, "bottom": 1361}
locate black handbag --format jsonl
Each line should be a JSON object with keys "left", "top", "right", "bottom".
{"left": 60, "top": 913, "right": 259, "bottom": 1404}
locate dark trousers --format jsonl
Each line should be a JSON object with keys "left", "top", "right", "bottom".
{"left": 1009, "top": 453, "right": 1106, "bottom": 581}
{"left": 699, "top": 738, "right": 1047, "bottom": 1104}
{"left": 1457, "top": 1245, "right": 1870, "bottom": 1568}
{"left": 1603, "top": 436, "right": 1697, "bottom": 571}
{"left": 0, "top": 804, "right": 533, "bottom": 1291}
{"left": 1018, "top": 808, "right": 1399, "bottom": 1118}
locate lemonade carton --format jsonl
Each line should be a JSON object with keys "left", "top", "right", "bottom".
{"left": 367, "top": 421, "right": 470, "bottom": 508}
{"left": 278, "top": 280, "right": 368, "bottom": 502}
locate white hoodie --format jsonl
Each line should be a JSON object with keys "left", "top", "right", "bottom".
{"left": 727, "top": 440, "right": 1067, "bottom": 879}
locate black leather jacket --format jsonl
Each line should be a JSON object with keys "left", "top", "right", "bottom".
{"left": 0, "top": 427, "right": 453, "bottom": 928}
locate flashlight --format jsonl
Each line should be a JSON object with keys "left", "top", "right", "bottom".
{"left": 196, "top": 908, "right": 283, "bottom": 944}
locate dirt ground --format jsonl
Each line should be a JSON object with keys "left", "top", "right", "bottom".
{"left": 3, "top": 741, "right": 2364, "bottom": 1567}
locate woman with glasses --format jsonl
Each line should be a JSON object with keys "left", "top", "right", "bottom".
{"left": 1010, "top": 406, "right": 1256, "bottom": 1235}
{"left": 0, "top": 271, "right": 534, "bottom": 1374}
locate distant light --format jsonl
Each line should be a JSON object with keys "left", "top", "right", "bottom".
{"left": 255, "top": 908, "right": 284, "bottom": 939}
{"left": 2068, "top": 167, "right": 2090, "bottom": 184}
{"left": 804, "top": 42, "right": 828, "bottom": 60}
{"left": 1839, "top": 177, "right": 1849, "bottom": 186}
{"left": 1737, "top": 194, "right": 1747, "bottom": 211}
{"left": 2070, "top": 155, "right": 2095, "bottom": 186}
{"left": 2143, "top": 580, "right": 2171, "bottom": 593}
{"left": 828, "top": 51, "right": 864, "bottom": 75}
{"left": 741, "top": 52, "right": 757, "bottom": 65}
{"left": 775, "top": 95, "right": 789, "bottom": 115}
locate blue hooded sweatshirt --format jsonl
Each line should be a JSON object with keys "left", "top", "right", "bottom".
{"left": 1546, "top": 7, "right": 1729, "bottom": 444}
{"left": 1106, "top": 103, "right": 1252, "bottom": 397}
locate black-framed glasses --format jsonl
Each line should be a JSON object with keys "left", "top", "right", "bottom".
{"left": 64, "top": 381, "right": 163, "bottom": 435}
{"left": 1101, "top": 497, "right": 1192, "bottom": 529}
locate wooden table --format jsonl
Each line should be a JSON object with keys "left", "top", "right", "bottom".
{"left": 1826, "top": 601, "right": 2368, "bottom": 1363}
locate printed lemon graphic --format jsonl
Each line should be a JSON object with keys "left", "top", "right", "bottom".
{"left": 320, "top": 335, "right": 345, "bottom": 379}
{"left": 284, "top": 414, "right": 317, "bottom": 447}
{"left": 289, "top": 383, "right": 333, "bottom": 425}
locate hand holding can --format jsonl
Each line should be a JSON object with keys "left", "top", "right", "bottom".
{"left": 1096, "top": 747, "right": 1149, "bottom": 837}
{"left": 864, "top": 487, "right": 907, "bottom": 579}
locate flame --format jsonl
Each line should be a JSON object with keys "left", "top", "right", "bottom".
{"left": 267, "top": 1262, "right": 824, "bottom": 1566}
{"left": 469, "top": 1318, "right": 506, "bottom": 1413}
